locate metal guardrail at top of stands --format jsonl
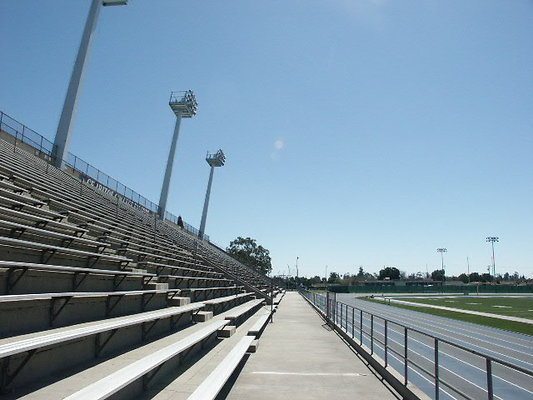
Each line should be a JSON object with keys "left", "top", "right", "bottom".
{"left": 0, "top": 110, "right": 207, "bottom": 241}
{"left": 301, "top": 290, "right": 533, "bottom": 400}
{"left": 0, "top": 112, "right": 55, "bottom": 156}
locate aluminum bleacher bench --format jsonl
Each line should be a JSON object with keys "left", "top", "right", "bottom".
{"left": 0, "top": 205, "right": 88, "bottom": 235}
{"left": 247, "top": 311, "right": 272, "bottom": 337}
{"left": 62, "top": 319, "right": 229, "bottom": 400}
{"left": 137, "top": 261, "right": 218, "bottom": 277}
{"left": 0, "top": 195, "right": 67, "bottom": 220}
{"left": 0, "top": 236, "right": 131, "bottom": 266}
{"left": 0, "top": 260, "right": 156, "bottom": 294}
{"left": 0, "top": 219, "right": 110, "bottom": 250}
{"left": 158, "top": 274, "right": 231, "bottom": 288}
{"left": 224, "top": 299, "right": 264, "bottom": 323}
{"left": 0, "top": 289, "right": 184, "bottom": 333}
{"left": 203, "top": 292, "right": 253, "bottom": 314}
{"left": 0, "top": 188, "right": 46, "bottom": 207}
{"left": 0, "top": 177, "right": 25, "bottom": 194}
{"left": 187, "top": 335, "right": 255, "bottom": 400}
{"left": 0, "top": 302, "right": 206, "bottom": 393}
{"left": 203, "top": 292, "right": 252, "bottom": 307}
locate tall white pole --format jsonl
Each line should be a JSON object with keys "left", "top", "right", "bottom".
{"left": 54, "top": 0, "right": 102, "bottom": 168}
{"left": 158, "top": 114, "right": 182, "bottom": 218}
{"left": 198, "top": 165, "right": 215, "bottom": 239}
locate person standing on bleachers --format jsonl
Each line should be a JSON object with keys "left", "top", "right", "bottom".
{"left": 178, "top": 215, "right": 184, "bottom": 229}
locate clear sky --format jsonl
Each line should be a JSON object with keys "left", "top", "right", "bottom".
{"left": 1, "top": 0, "right": 532, "bottom": 278}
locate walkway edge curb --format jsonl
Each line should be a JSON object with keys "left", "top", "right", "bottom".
{"left": 300, "top": 292, "right": 431, "bottom": 400}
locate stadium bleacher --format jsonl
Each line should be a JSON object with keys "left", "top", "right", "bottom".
{"left": 0, "top": 123, "right": 281, "bottom": 399}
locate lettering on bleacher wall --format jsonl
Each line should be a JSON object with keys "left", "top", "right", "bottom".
{"left": 80, "top": 174, "right": 151, "bottom": 214}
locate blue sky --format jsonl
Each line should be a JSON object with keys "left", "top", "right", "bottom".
{"left": 1, "top": 0, "right": 532, "bottom": 278}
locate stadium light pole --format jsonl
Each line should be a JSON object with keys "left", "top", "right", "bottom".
{"left": 437, "top": 248, "right": 447, "bottom": 277}
{"left": 198, "top": 149, "right": 225, "bottom": 239}
{"left": 486, "top": 237, "right": 499, "bottom": 277}
{"left": 53, "top": 0, "right": 128, "bottom": 168}
{"left": 158, "top": 90, "right": 198, "bottom": 219}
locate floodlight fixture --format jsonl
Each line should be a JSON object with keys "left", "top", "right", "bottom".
{"left": 169, "top": 90, "right": 198, "bottom": 118}
{"left": 198, "top": 149, "right": 226, "bottom": 239}
{"left": 436, "top": 248, "right": 447, "bottom": 274}
{"left": 486, "top": 236, "right": 499, "bottom": 276}
{"left": 206, "top": 149, "right": 226, "bottom": 167}
{"left": 158, "top": 90, "right": 198, "bottom": 218}
{"left": 53, "top": 0, "right": 128, "bottom": 168}
{"left": 103, "top": 0, "right": 128, "bottom": 5}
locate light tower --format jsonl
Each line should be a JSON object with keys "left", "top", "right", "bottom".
{"left": 437, "top": 248, "right": 447, "bottom": 277}
{"left": 158, "top": 90, "right": 198, "bottom": 219}
{"left": 53, "top": 0, "right": 128, "bottom": 168}
{"left": 486, "top": 236, "right": 499, "bottom": 277}
{"left": 198, "top": 149, "right": 225, "bottom": 239}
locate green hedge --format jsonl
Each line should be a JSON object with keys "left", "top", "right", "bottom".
{"left": 328, "top": 285, "right": 533, "bottom": 294}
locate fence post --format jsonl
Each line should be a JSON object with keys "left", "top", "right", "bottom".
{"left": 486, "top": 359, "right": 493, "bottom": 400}
{"left": 370, "top": 314, "right": 374, "bottom": 355}
{"left": 360, "top": 310, "right": 363, "bottom": 345}
{"left": 384, "top": 320, "right": 388, "bottom": 367}
{"left": 351, "top": 308, "right": 355, "bottom": 338}
{"left": 404, "top": 327, "right": 408, "bottom": 385}
{"left": 340, "top": 303, "right": 343, "bottom": 328}
{"left": 435, "top": 338, "right": 439, "bottom": 400}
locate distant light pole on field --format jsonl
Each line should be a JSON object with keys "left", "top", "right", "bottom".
{"left": 53, "top": 0, "right": 128, "bottom": 168}
{"left": 486, "top": 236, "right": 499, "bottom": 277}
{"left": 158, "top": 90, "right": 198, "bottom": 219}
{"left": 198, "top": 149, "right": 225, "bottom": 239}
{"left": 437, "top": 248, "right": 447, "bottom": 277}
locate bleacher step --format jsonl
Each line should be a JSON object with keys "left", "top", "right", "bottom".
{"left": 146, "top": 282, "right": 169, "bottom": 290}
{"left": 168, "top": 296, "right": 191, "bottom": 306}
{"left": 218, "top": 325, "right": 236, "bottom": 338}
{"left": 193, "top": 311, "right": 213, "bottom": 322}
{"left": 248, "top": 339, "right": 259, "bottom": 353}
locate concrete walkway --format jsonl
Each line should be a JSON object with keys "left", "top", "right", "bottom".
{"left": 226, "top": 292, "right": 400, "bottom": 400}
{"left": 382, "top": 298, "right": 533, "bottom": 324}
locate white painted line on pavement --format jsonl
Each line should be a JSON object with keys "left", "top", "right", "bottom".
{"left": 252, "top": 371, "right": 367, "bottom": 377}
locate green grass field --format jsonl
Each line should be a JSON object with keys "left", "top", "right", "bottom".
{"left": 362, "top": 296, "right": 533, "bottom": 336}
{"left": 397, "top": 296, "right": 533, "bottom": 319}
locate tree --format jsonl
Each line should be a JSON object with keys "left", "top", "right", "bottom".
{"left": 469, "top": 272, "right": 481, "bottom": 282}
{"left": 378, "top": 267, "right": 400, "bottom": 280}
{"left": 357, "top": 266, "right": 365, "bottom": 278}
{"left": 431, "top": 269, "right": 445, "bottom": 281}
{"left": 328, "top": 272, "right": 341, "bottom": 284}
{"left": 226, "top": 237, "right": 272, "bottom": 275}
{"left": 458, "top": 273, "right": 469, "bottom": 283}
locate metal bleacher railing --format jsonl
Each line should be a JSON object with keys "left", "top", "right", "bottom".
{"left": 0, "top": 110, "right": 206, "bottom": 240}
{"left": 301, "top": 290, "right": 533, "bottom": 400}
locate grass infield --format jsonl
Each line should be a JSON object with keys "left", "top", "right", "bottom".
{"left": 397, "top": 296, "right": 533, "bottom": 319}
{"left": 362, "top": 297, "right": 533, "bottom": 336}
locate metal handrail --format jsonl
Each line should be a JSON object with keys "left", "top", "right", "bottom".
{"left": 0, "top": 110, "right": 207, "bottom": 240}
{"left": 302, "top": 290, "right": 533, "bottom": 400}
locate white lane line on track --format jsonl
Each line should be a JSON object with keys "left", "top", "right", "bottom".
{"left": 344, "top": 320, "right": 505, "bottom": 400}
{"left": 365, "top": 300, "right": 533, "bottom": 347}
{"left": 358, "top": 301, "right": 533, "bottom": 349}
{"left": 372, "top": 322, "right": 532, "bottom": 397}
{"left": 375, "top": 341, "right": 459, "bottom": 400}
{"left": 350, "top": 318, "right": 533, "bottom": 396}
{"left": 355, "top": 303, "right": 533, "bottom": 359}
